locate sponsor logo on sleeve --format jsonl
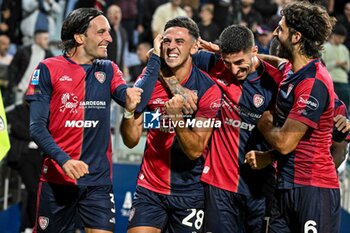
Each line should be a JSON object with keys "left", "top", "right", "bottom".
{"left": 31, "top": 69, "right": 40, "bottom": 85}
{"left": 297, "top": 94, "right": 319, "bottom": 110}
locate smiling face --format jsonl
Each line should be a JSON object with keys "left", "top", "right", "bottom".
{"left": 80, "top": 15, "right": 112, "bottom": 60}
{"left": 221, "top": 47, "right": 256, "bottom": 81}
{"left": 161, "top": 26, "right": 198, "bottom": 71}
{"left": 272, "top": 16, "right": 294, "bottom": 61}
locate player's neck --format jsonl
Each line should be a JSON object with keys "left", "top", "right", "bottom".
{"left": 172, "top": 60, "right": 193, "bottom": 83}
{"left": 66, "top": 49, "right": 94, "bottom": 65}
{"left": 67, "top": 53, "right": 94, "bottom": 65}
{"left": 292, "top": 52, "right": 313, "bottom": 72}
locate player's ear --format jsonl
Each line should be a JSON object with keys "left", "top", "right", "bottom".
{"left": 74, "top": 33, "right": 85, "bottom": 44}
{"left": 251, "top": 45, "right": 258, "bottom": 56}
{"left": 190, "top": 40, "right": 199, "bottom": 55}
{"left": 291, "top": 31, "right": 302, "bottom": 44}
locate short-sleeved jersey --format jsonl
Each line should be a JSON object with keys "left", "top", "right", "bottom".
{"left": 274, "top": 59, "right": 339, "bottom": 189}
{"left": 26, "top": 55, "right": 126, "bottom": 186}
{"left": 197, "top": 53, "right": 284, "bottom": 196}
{"left": 137, "top": 65, "right": 222, "bottom": 196}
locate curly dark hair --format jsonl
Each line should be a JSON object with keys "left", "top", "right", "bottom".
{"left": 217, "top": 25, "right": 254, "bottom": 55}
{"left": 281, "top": 1, "right": 336, "bottom": 58}
{"left": 60, "top": 8, "right": 104, "bottom": 54}
{"left": 164, "top": 16, "right": 199, "bottom": 40}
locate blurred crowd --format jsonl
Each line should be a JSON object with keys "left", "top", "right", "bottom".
{"left": 0, "top": 0, "right": 349, "bottom": 109}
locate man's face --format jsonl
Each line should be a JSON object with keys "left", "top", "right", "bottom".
{"left": 273, "top": 16, "right": 294, "bottom": 61}
{"left": 83, "top": 15, "right": 112, "bottom": 59}
{"left": 35, "top": 32, "right": 50, "bottom": 50}
{"left": 332, "top": 34, "right": 346, "bottom": 45}
{"left": 162, "top": 26, "right": 197, "bottom": 70}
{"left": 137, "top": 43, "right": 150, "bottom": 63}
{"left": 221, "top": 49, "right": 255, "bottom": 81}
{"left": 0, "top": 36, "right": 10, "bottom": 56}
{"left": 107, "top": 5, "right": 122, "bottom": 26}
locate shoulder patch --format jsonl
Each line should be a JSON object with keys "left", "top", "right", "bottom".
{"left": 31, "top": 69, "right": 40, "bottom": 85}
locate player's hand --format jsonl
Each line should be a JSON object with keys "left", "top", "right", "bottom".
{"left": 182, "top": 88, "right": 198, "bottom": 115}
{"left": 257, "top": 110, "right": 274, "bottom": 131}
{"left": 125, "top": 87, "right": 143, "bottom": 113}
{"left": 245, "top": 150, "right": 273, "bottom": 169}
{"left": 165, "top": 94, "right": 185, "bottom": 119}
{"left": 198, "top": 37, "right": 220, "bottom": 53}
{"left": 153, "top": 34, "right": 163, "bottom": 57}
{"left": 62, "top": 159, "right": 89, "bottom": 180}
{"left": 334, "top": 114, "right": 350, "bottom": 133}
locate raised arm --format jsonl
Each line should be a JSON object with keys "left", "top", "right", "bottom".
{"left": 120, "top": 87, "right": 144, "bottom": 148}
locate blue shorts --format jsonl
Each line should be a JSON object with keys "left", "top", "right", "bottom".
{"left": 34, "top": 181, "right": 115, "bottom": 233}
{"left": 269, "top": 186, "right": 341, "bottom": 233}
{"left": 204, "top": 185, "right": 266, "bottom": 233}
{"left": 128, "top": 185, "right": 205, "bottom": 233}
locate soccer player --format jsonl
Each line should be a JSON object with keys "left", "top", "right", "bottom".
{"left": 120, "top": 16, "right": 222, "bottom": 233}
{"left": 245, "top": 2, "right": 340, "bottom": 232}
{"left": 25, "top": 8, "right": 159, "bottom": 233}
{"left": 259, "top": 38, "right": 350, "bottom": 168}
{"left": 163, "top": 25, "right": 284, "bottom": 233}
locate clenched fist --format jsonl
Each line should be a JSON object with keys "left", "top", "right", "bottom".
{"left": 125, "top": 87, "right": 143, "bottom": 113}
{"left": 165, "top": 94, "right": 185, "bottom": 119}
{"left": 62, "top": 159, "right": 89, "bottom": 180}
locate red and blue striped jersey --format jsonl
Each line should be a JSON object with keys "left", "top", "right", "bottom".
{"left": 195, "top": 51, "right": 284, "bottom": 196}
{"left": 275, "top": 59, "right": 339, "bottom": 189}
{"left": 137, "top": 65, "right": 222, "bottom": 196}
{"left": 26, "top": 55, "right": 127, "bottom": 185}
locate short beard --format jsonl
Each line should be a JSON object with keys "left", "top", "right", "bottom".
{"left": 277, "top": 40, "right": 293, "bottom": 61}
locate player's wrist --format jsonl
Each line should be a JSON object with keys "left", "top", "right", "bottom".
{"left": 123, "top": 109, "right": 134, "bottom": 119}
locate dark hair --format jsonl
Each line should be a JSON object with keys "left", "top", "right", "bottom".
{"left": 281, "top": 1, "right": 336, "bottom": 58}
{"left": 218, "top": 25, "right": 254, "bottom": 54}
{"left": 164, "top": 16, "right": 199, "bottom": 40}
{"left": 61, "top": 8, "right": 103, "bottom": 54}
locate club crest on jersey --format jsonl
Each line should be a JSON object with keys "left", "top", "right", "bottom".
{"left": 31, "top": 69, "right": 40, "bottom": 85}
{"left": 253, "top": 94, "right": 264, "bottom": 108}
{"left": 286, "top": 84, "right": 294, "bottom": 97}
{"left": 95, "top": 71, "right": 106, "bottom": 83}
{"left": 39, "top": 216, "right": 49, "bottom": 230}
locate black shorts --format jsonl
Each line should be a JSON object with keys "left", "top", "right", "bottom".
{"left": 128, "top": 185, "right": 205, "bottom": 233}
{"left": 269, "top": 186, "right": 341, "bottom": 233}
{"left": 204, "top": 185, "right": 266, "bottom": 233}
{"left": 34, "top": 181, "right": 115, "bottom": 233}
